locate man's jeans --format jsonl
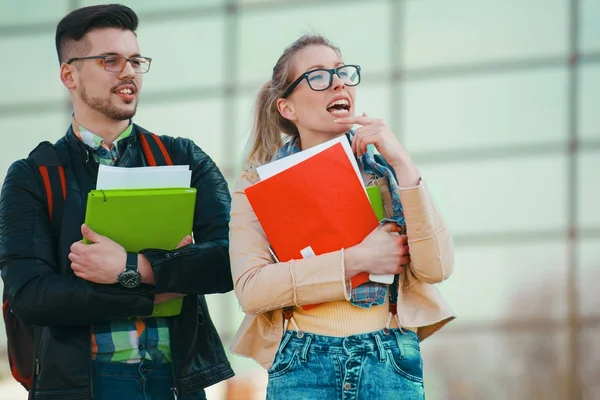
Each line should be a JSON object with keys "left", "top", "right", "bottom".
{"left": 92, "top": 361, "right": 206, "bottom": 400}
{"left": 266, "top": 329, "right": 426, "bottom": 400}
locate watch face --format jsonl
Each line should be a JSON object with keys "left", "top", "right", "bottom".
{"left": 118, "top": 270, "right": 141, "bottom": 288}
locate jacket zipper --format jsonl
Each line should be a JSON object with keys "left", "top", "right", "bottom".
{"left": 169, "top": 318, "right": 179, "bottom": 399}
{"left": 30, "top": 358, "right": 39, "bottom": 400}
{"left": 32, "top": 328, "right": 42, "bottom": 400}
{"left": 89, "top": 326, "right": 94, "bottom": 399}
{"left": 169, "top": 297, "right": 200, "bottom": 398}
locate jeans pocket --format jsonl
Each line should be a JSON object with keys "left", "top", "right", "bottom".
{"left": 268, "top": 348, "right": 299, "bottom": 380}
{"left": 386, "top": 343, "right": 423, "bottom": 383}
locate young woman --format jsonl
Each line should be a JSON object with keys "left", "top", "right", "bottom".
{"left": 229, "top": 34, "right": 455, "bottom": 399}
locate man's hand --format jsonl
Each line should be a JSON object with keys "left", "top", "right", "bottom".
{"left": 335, "top": 113, "right": 421, "bottom": 187}
{"left": 69, "top": 224, "right": 126, "bottom": 284}
{"left": 176, "top": 235, "right": 193, "bottom": 248}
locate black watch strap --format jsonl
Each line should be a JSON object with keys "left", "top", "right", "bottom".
{"left": 118, "top": 252, "right": 141, "bottom": 289}
{"left": 126, "top": 252, "right": 138, "bottom": 272}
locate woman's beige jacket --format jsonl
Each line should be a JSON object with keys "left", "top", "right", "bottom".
{"left": 229, "top": 171, "right": 456, "bottom": 370}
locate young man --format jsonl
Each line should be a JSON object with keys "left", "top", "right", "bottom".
{"left": 0, "top": 4, "right": 234, "bottom": 399}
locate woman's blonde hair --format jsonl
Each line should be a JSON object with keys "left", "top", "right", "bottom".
{"left": 243, "top": 34, "right": 341, "bottom": 171}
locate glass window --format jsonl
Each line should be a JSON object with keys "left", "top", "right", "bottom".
{"left": 580, "top": 0, "right": 600, "bottom": 54}
{"left": 0, "top": 113, "right": 68, "bottom": 180}
{"left": 80, "top": 0, "right": 226, "bottom": 12}
{"left": 578, "top": 239, "right": 600, "bottom": 318}
{"left": 402, "top": 68, "right": 568, "bottom": 153}
{"left": 234, "top": 93, "right": 255, "bottom": 174}
{"left": 137, "top": 17, "right": 225, "bottom": 91}
{"left": 353, "top": 83, "right": 393, "bottom": 132}
{"left": 205, "top": 292, "right": 243, "bottom": 340}
{"left": 578, "top": 152, "right": 600, "bottom": 229}
{"left": 0, "top": 0, "right": 68, "bottom": 26}
{"left": 238, "top": 0, "right": 297, "bottom": 4}
{"left": 438, "top": 240, "right": 568, "bottom": 324}
{"left": 0, "top": 35, "right": 66, "bottom": 106}
{"left": 581, "top": 327, "right": 600, "bottom": 400}
{"left": 134, "top": 98, "right": 226, "bottom": 168}
{"left": 422, "top": 330, "right": 568, "bottom": 399}
{"left": 404, "top": 0, "right": 568, "bottom": 68}
{"left": 238, "top": 2, "right": 392, "bottom": 84}
{"left": 579, "top": 65, "right": 600, "bottom": 141}
{"left": 418, "top": 154, "right": 568, "bottom": 235}
{"left": 204, "top": 382, "right": 227, "bottom": 400}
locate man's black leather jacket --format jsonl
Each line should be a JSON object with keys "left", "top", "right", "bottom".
{"left": 0, "top": 124, "right": 235, "bottom": 399}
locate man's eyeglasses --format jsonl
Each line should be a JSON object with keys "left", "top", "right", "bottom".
{"left": 282, "top": 64, "right": 361, "bottom": 98}
{"left": 66, "top": 55, "right": 152, "bottom": 74}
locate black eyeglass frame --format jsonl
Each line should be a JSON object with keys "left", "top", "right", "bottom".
{"left": 282, "top": 64, "right": 361, "bottom": 98}
{"left": 66, "top": 55, "right": 152, "bottom": 74}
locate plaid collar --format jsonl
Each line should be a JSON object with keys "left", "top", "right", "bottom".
{"left": 72, "top": 116, "right": 133, "bottom": 165}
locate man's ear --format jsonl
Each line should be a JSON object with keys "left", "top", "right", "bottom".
{"left": 60, "top": 63, "right": 77, "bottom": 90}
{"left": 276, "top": 98, "right": 297, "bottom": 122}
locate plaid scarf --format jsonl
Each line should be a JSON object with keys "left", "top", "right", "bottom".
{"left": 274, "top": 131, "right": 405, "bottom": 309}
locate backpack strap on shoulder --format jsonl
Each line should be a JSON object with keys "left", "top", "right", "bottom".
{"left": 139, "top": 133, "right": 173, "bottom": 166}
{"left": 28, "top": 142, "right": 67, "bottom": 227}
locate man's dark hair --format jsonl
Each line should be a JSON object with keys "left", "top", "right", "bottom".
{"left": 55, "top": 4, "right": 138, "bottom": 64}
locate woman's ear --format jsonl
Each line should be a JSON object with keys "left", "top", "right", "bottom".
{"left": 276, "top": 98, "right": 297, "bottom": 122}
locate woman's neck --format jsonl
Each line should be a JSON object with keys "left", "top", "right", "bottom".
{"left": 298, "top": 128, "right": 346, "bottom": 151}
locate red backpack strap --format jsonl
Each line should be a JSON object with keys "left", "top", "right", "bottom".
{"left": 29, "top": 142, "right": 67, "bottom": 227}
{"left": 37, "top": 165, "right": 66, "bottom": 222}
{"left": 139, "top": 133, "right": 173, "bottom": 166}
{"left": 1, "top": 143, "right": 67, "bottom": 391}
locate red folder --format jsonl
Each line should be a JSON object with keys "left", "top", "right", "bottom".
{"left": 245, "top": 143, "right": 379, "bottom": 308}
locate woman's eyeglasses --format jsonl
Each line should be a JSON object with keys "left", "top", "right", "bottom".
{"left": 282, "top": 64, "right": 361, "bottom": 98}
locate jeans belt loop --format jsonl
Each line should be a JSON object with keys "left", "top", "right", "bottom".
{"left": 373, "top": 332, "right": 386, "bottom": 362}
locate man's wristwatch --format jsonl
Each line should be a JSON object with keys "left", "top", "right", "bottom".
{"left": 117, "top": 252, "right": 141, "bottom": 288}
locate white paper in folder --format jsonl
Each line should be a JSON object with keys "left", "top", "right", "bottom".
{"left": 96, "top": 165, "right": 192, "bottom": 190}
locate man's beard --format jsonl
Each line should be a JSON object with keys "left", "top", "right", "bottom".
{"left": 80, "top": 86, "right": 137, "bottom": 121}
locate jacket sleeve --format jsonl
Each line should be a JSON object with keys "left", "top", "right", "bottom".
{"left": 375, "top": 154, "right": 454, "bottom": 284}
{"left": 229, "top": 174, "right": 351, "bottom": 315}
{"left": 0, "top": 160, "right": 155, "bottom": 327}
{"left": 139, "top": 138, "right": 233, "bottom": 295}
{"left": 400, "top": 181, "right": 455, "bottom": 284}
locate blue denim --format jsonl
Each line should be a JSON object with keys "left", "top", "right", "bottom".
{"left": 266, "top": 329, "right": 425, "bottom": 400}
{"left": 92, "top": 361, "right": 206, "bottom": 400}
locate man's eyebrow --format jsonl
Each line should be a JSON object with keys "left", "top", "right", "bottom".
{"left": 99, "top": 52, "right": 142, "bottom": 57}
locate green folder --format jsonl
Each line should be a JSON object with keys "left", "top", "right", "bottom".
{"left": 84, "top": 187, "right": 197, "bottom": 317}
{"left": 366, "top": 186, "right": 385, "bottom": 221}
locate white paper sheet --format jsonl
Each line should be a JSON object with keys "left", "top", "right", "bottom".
{"left": 256, "top": 135, "right": 364, "bottom": 191}
{"left": 96, "top": 165, "right": 192, "bottom": 190}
